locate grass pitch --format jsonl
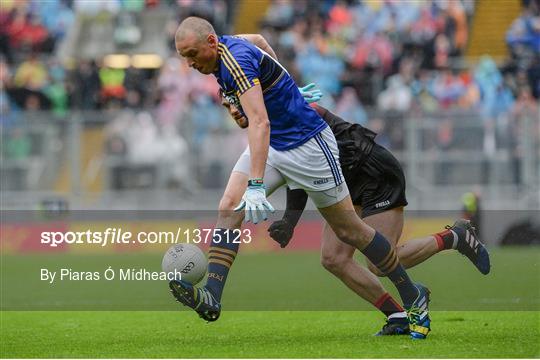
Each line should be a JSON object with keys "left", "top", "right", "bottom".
{"left": 1, "top": 248, "right": 539, "bottom": 358}
{"left": 2, "top": 311, "right": 539, "bottom": 358}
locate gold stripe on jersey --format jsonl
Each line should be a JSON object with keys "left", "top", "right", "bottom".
{"left": 218, "top": 43, "right": 250, "bottom": 90}
{"left": 218, "top": 47, "right": 249, "bottom": 93}
{"left": 218, "top": 43, "right": 251, "bottom": 93}
{"left": 219, "top": 48, "right": 248, "bottom": 93}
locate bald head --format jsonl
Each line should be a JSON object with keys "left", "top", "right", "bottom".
{"left": 175, "top": 16, "right": 219, "bottom": 75}
{"left": 175, "top": 16, "right": 216, "bottom": 43}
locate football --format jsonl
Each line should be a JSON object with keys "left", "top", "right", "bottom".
{"left": 162, "top": 243, "right": 207, "bottom": 284}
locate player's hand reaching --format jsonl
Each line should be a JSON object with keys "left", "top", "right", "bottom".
{"left": 298, "top": 83, "right": 323, "bottom": 104}
{"left": 268, "top": 219, "right": 294, "bottom": 248}
{"left": 234, "top": 179, "right": 275, "bottom": 224}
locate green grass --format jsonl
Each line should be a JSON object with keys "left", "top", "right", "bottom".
{"left": 1, "top": 248, "right": 539, "bottom": 357}
{"left": 1, "top": 311, "right": 539, "bottom": 358}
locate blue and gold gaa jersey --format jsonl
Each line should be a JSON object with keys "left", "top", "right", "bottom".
{"left": 214, "top": 35, "right": 327, "bottom": 151}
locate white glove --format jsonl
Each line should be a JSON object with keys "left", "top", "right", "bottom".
{"left": 234, "top": 179, "right": 275, "bottom": 224}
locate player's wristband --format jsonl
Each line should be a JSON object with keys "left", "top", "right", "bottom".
{"left": 247, "top": 178, "right": 264, "bottom": 188}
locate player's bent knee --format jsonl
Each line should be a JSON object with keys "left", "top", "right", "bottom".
{"left": 218, "top": 194, "right": 238, "bottom": 212}
{"left": 321, "top": 253, "right": 349, "bottom": 275}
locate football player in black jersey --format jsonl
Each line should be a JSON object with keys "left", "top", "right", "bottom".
{"left": 222, "top": 95, "right": 490, "bottom": 336}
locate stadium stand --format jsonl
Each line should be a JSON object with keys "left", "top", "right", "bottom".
{"left": 0, "top": 0, "right": 538, "bottom": 215}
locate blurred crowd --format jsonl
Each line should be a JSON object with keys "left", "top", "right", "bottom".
{"left": 0, "top": 0, "right": 74, "bottom": 62}
{"left": 0, "top": 0, "right": 241, "bottom": 190}
{"left": 262, "top": 0, "right": 473, "bottom": 102}
{"left": 260, "top": 0, "right": 538, "bottom": 115}
{"left": 0, "top": 0, "right": 229, "bottom": 114}
{"left": 1, "top": 0, "right": 538, "bottom": 189}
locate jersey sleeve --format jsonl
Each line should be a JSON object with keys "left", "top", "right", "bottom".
{"left": 218, "top": 42, "right": 261, "bottom": 96}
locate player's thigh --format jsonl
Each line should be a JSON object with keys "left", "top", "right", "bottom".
{"left": 222, "top": 166, "right": 285, "bottom": 208}
{"left": 230, "top": 148, "right": 286, "bottom": 195}
{"left": 225, "top": 150, "right": 286, "bottom": 211}
{"left": 362, "top": 207, "right": 405, "bottom": 246}
{"left": 263, "top": 165, "right": 287, "bottom": 196}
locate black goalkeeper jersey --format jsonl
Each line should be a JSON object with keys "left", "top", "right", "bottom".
{"left": 314, "top": 105, "right": 377, "bottom": 178}
{"left": 279, "top": 105, "right": 406, "bottom": 227}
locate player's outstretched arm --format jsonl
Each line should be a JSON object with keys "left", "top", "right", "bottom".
{"left": 268, "top": 187, "right": 309, "bottom": 248}
{"left": 233, "top": 85, "right": 275, "bottom": 224}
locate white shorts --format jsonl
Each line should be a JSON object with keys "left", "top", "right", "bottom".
{"left": 232, "top": 126, "right": 349, "bottom": 208}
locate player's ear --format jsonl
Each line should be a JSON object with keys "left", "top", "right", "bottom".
{"left": 207, "top": 33, "right": 218, "bottom": 48}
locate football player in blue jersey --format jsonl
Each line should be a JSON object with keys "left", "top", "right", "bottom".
{"left": 222, "top": 87, "right": 490, "bottom": 336}
{"left": 170, "top": 16, "right": 431, "bottom": 339}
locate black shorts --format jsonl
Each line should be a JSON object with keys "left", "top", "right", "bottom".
{"left": 347, "top": 144, "right": 408, "bottom": 218}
